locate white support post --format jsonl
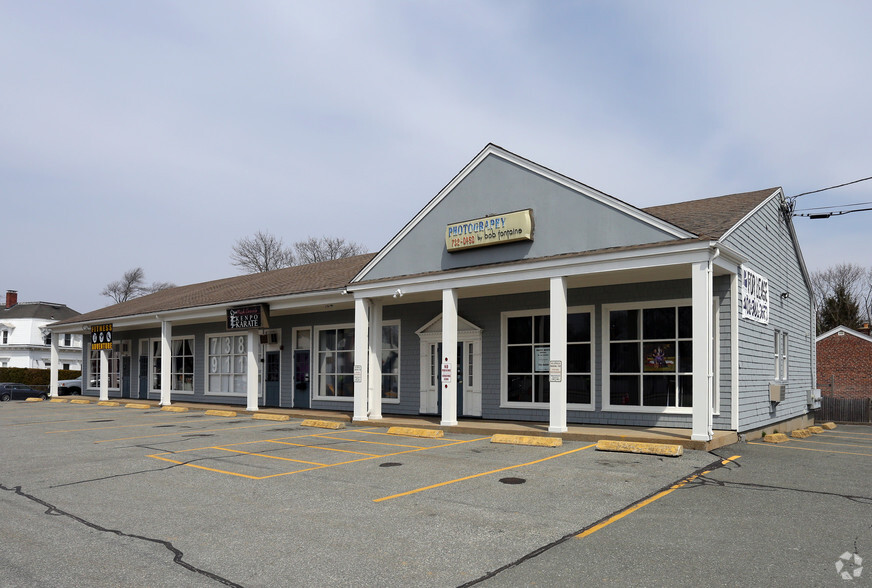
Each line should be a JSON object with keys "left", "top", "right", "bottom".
{"left": 246, "top": 330, "right": 259, "bottom": 411}
{"left": 353, "top": 297, "right": 371, "bottom": 422}
{"left": 441, "top": 289, "right": 458, "bottom": 426}
{"left": 49, "top": 332, "right": 59, "bottom": 398}
{"left": 368, "top": 301, "right": 383, "bottom": 420}
{"left": 692, "top": 259, "right": 713, "bottom": 441}
{"left": 549, "top": 276, "right": 568, "bottom": 433}
{"left": 99, "top": 347, "right": 109, "bottom": 401}
{"left": 160, "top": 320, "right": 172, "bottom": 406}
{"left": 730, "top": 271, "right": 740, "bottom": 432}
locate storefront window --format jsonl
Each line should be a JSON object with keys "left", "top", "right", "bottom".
{"left": 381, "top": 323, "right": 400, "bottom": 400}
{"left": 316, "top": 326, "right": 354, "bottom": 399}
{"left": 151, "top": 337, "right": 195, "bottom": 392}
{"left": 606, "top": 303, "right": 693, "bottom": 409}
{"left": 206, "top": 335, "right": 247, "bottom": 395}
{"left": 88, "top": 346, "right": 120, "bottom": 389}
{"left": 504, "top": 309, "right": 592, "bottom": 407}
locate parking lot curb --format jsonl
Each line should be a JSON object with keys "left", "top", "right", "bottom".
{"left": 25, "top": 397, "right": 44, "bottom": 402}
{"left": 791, "top": 429, "right": 812, "bottom": 438}
{"left": 97, "top": 401, "right": 120, "bottom": 407}
{"left": 821, "top": 422, "right": 837, "bottom": 430}
{"left": 161, "top": 406, "right": 189, "bottom": 412}
{"left": 762, "top": 433, "right": 789, "bottom": 443}
{"left": 388, "top": 426, "right": 444, "bottom": 438}
{"left": 49, "top": 398, "right": 69, "bottom": 403}
{"left": 70, "top": 399, "right": 91, "bottom": 404}
{"left": 125, "top": 403, "right": 150, "bottom": 409}
{"left": 253, "top": 413, "right": 291, "bottom": 422}
{"left": 205, "top": 409, "right": 237, "bottom": 417}
{"left": 491, "top": 434, "right": 562, "bottom": 447}
{"left": 301, "top": 419, "right": 345, "bottom": 429}
{"left": 595, "top": 439, "right": 682, "bottom": 456}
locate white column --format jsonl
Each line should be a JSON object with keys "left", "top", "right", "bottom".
{"left": 691, "top": 259, "right": 713, "bottom": 441}
{"left": 441, "top": 289, "right": 458, "bottom": 426}
{"left": 368, "top": 301, "right": 383, "bottom": 420}
{"left": 49, "top": 332, "right": 59, "bottom": 397}
{"left": 246, "top": 330, "right": 259, "bottom": 411}
{"left": 99, "top": 348, "right": 109, "bottom": 401}
{"left": 353, "top": 297, "right": 371, "bottom": 422}
{"left": 549, "top": 277, "right": 568, "bottom": 433}
{"left": 730, "top": 271, "right": 740, "bottom": 431}
{"left": 160, "top": 320, "right": 172, "bottom": 406}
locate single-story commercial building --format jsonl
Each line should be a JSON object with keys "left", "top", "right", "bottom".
{"left": 49, "top": 144, "right": 817, "bottom": 441}
{"left": 816, "top": 324, "right": 872, "bottom": 399}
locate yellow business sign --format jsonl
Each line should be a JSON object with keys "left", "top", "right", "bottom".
{"left": 90, "top": 324, "right": 113, "bottom": 351}
{"left": 445, "top": 209, "right": 533, "bottom": 252}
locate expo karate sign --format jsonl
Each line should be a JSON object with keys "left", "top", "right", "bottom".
{"left": 741, "top": 266, "right": 769, "bottom": 324}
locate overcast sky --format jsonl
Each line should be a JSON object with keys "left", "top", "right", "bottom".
{"left": 3, "top": 1, "right": 871, "bottom": 313}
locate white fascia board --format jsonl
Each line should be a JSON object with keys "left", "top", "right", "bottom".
{"left": 351, "top": 241, "right": 718, "bottom": 298}
{"left": 352, "top": 144, "right": 695, "bottom": 283}
{"left": 816, "top": 325, "right": 872, "bottom": 344}
{"left": 712, "top": 243, "right": 747, "bottom": 272}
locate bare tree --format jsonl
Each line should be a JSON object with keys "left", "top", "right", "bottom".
{"left": 101, "top": 268, "right": 176, "bottom": 304}
{"left": 810, "top": 263, "right": 868, "bottom": 333}
{"left": 231, "top": 230, "right": 296, "bottom": 273}
{"left": 293, "top": 236, "right": 365, "bottom": 265}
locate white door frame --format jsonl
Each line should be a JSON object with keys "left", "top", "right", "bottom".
{"left": 416, "top": 314, "right": 482, "bottom": 417}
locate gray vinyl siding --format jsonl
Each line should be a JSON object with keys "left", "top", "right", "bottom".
{"left": 721, "top": 196, "right": 814, "bottom": 432}
{"left": 363, "top": 153, "right": 678, "bottom": 281}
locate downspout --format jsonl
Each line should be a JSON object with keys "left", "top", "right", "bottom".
{"left": 708, "top": 247, "right": 720, "bottom": 438}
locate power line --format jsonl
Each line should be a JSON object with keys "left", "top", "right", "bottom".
{"left": 794, "top": 200, "right": 872, "bottom": 213}
{"left": 790, "top": 175, "right": 872, "bottom": 199}
{"left": 794, "top": 206, "right": 872, "bottom": 219}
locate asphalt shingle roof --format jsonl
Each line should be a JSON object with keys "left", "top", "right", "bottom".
{"left": 642, "top": 188, "right": 778, "bottom": 239}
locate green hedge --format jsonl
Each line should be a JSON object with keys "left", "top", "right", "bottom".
{"left": 0, "top": 368, "right": 82, "bottom": 386}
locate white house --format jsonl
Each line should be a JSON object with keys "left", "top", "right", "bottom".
{"left": 1, "top": 290, "right": 82, "bottom": 370}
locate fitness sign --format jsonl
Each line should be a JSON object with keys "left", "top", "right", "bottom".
{"left": 90, "top": 324, "right": 113, "bottom": 351}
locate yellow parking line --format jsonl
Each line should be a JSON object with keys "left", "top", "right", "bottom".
{"left": 576, "top": 456, "right": 740, "bottom": 539}
{"left": 819, "top": 433, "right": 872, "bottom": 441}
{"left": 793, "top": 439, "right": 872, "bottom": 449}
{"left": 216, "top": 447, "right": 327, "bottom": 466}
{"left": 314, "top": 435, "right": 430, "bottom": 449}
{"left": 747, "top": 442, "right": 872, "bottom": 457}
{"left": 267, "top": 440, "right": 381, "bottom": 457}
{"left": 374, "top": 443, "right": 597, "bottom": 503}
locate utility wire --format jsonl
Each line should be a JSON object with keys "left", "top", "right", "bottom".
{"left": 793, "top": 200, "right": 872, "bottom": 212}
{"left": 790, "top": 175, "right": 872, "bottom": 199}
{"left": 794, "top": 206, "right": 872, "bottom": 219}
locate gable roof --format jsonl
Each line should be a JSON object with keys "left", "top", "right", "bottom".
{"left": 816, "top": 325, "right": 872, "bottom": 345}
{"left": 52, "top": 254, "right": 375, "bottom": 327}
{"left": 642, "top": 188, "right": 779, "bottom": 240}
{"left": 1, "top": 302, "right": 79, "bottom": 321}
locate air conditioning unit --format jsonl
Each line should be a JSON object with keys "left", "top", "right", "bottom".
{"left": 769, "top": 383, "right": 786, "bottom": 403}
{"left": 808, "top": 388, "right": 822, "bottom": 409}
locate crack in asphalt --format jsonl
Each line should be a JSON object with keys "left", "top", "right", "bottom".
{"left": 0, "top": 482, "right": 243, "bottom": 587}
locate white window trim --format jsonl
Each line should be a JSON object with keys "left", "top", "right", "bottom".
{"left": 149, "top": 336, "right": 196, "bottom": 395}
{"left": 500, "top": 305, "right": 595, "bottom": 411}
{"left": 774, "top": 329, "right": 789, "bottom": 382}
{"left": 204, "top": 332, "right": 250, "bottom": 397}
{"left": 313, "top": 323, "right": 355, "bottom": 402}
{"left": 86, "top": 345, "right": 121, "bottom": 391}
{"left": 380, "top": 320, "right": 401, "bottom": 404}
{"left": 602, "top": 299, "right": 693, "bottom": 415}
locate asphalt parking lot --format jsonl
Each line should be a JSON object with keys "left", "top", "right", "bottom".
{"left": 1, "top": 400, "right": 869, "bottom": 587}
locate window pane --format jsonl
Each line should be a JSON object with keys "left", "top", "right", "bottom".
{"left": 567, "top": 313, "right": 590, "bottom": 342}
{"left": 678, "top": 341, "right": 693, "bottom": 373}
{"left": 610, "top": 310, "right": 638, "bottom": 340}
{"left": 534, "top": 374, "right": 550, "bottom": 403}
{"left": 610, "top": 375, "right": 639, "bottom": 405}
{"left": 336, "top": 351, "right": 353, "bottom": 374}
{"left": 336, "top": 329, "right": 354, "bottom": 351}
{"left": 567, "top": 375, "right": 591, "bottom": 404}
{"left": 507, "top": 316, "right": 532, "bottom": 344}
{"left": 382, "top": 325, "right": 398, "bottom": 349}
{"left": 567, "top": 343, "right": 590, "bottom": 373}
{"left": 296, "top": 330, "right": 311, "bottom": 349}
{"left": 678, "top": 306, "right": 693, "bottom": 338}
{"left": 534, "top": 315, "right": 550, "bottom": 344}
{"left": 382, "top": 375, "right": 398, "bottom": 398}
{"left": 678, "top": 375, "right": 693, "bottom": 407}
{"left": 643, "top": 375, "right": 675, "bottom": 406}
{"left": 643, "top": 342, "right": 675, "bottom": 373}
{"left": 507, "top": 346, "right": 532, "bottom": 373}
{"left": 320, "top": 330, "right": 336, "bottom": 351}
{"left": 381, "top": 350, "right": 398, "bottom": 374}
{"left": 336, "top": 374, "right": 354, "bottom": 397}
{"left": 508, "top": 375, "right": 532, "bottom": 402}
{"left": 610, "top": 342, "right": 639, "bottom": 372}
{"left": 643, "top": 307, "right": 675, "bottom": 340}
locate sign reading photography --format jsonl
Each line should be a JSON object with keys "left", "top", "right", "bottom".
{"left": 90, "top": 324, "right": 113, "bottom": 351}
{"left": 741, "top": 265, "right": 769, "bottom": 324}
{"left": 226, "top": 304, "right": 269, "bottom": 330}
{"left": 445, "top": 209, "right": 533, "bottom": 252}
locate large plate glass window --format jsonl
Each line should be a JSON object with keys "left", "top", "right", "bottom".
{"left": 206, "top": 334, "right": 247, "bottom": 395}
{"left": 151, "top": 337, "right": 195, "bottom": 392}
{"left": 381, "top": 323, "right": 400, "bottom": 401}
{"left": 316, "top": 326, "right": 354, "bottom": 399}
{"left": 605, "top": 302, "right": 692, "bottom": 410}
{"left": 88, "top": 345, "right": 120, "bottom": 389}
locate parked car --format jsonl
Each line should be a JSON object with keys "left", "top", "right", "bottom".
{"left": 0, "top": 383, "right": 49, "bottom": 402}
{"left": 58, "top": 378, "right": 82, "bottom": 395}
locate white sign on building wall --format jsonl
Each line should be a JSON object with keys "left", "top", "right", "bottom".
{"left": 741, "top": 265, "right": 769, "bottom": 324}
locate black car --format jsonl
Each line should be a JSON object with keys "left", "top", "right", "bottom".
{"left": 0, "top": 383, "right": 48, "bottom": 402}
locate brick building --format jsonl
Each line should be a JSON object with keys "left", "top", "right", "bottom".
{"left": 816, "top": 324, "right": 872, "bottom": 399}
